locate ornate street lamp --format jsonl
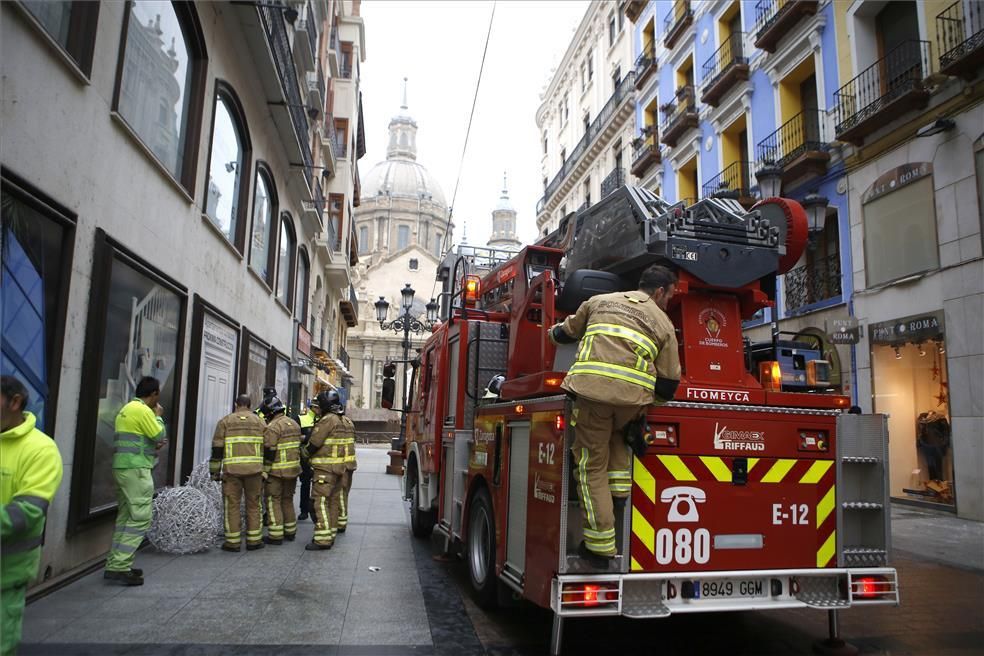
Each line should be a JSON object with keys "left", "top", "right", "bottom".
{"left": 376, "top": 283, "right": 439, "bottom": 450}
{"left": 755, "top": 162, "right": 783, "bottom": 199}
{"left": 802, "top": 191, "right": 829, "bottom": 233}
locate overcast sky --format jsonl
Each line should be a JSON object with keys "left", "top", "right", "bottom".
{"left": 358, "top": 0, "right": 589, "bottom": 247}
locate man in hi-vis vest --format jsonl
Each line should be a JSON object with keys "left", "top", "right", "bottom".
{"left": 549, "top": 264, "right": 681, "bottom": 567}
{"left": 210, "top": 394, "right": 267, "bottom": 551}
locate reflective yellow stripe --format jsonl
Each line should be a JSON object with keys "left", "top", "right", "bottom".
{"left": 568, "top": 361, "right": 657, "bottom": 388}
{"left": 799, "top": 460, "right": 833, "bottom": 484}
{"left": 747, "top": 457, "right": 760, "bottom": 472}
{"left": 277, "top": 441, "right": 301, "bottom": 450}
{"left": 631, "top": 505, "right": 655, "bottom": 554}
{"left": 225, "top": 436, "right": 263, "bottom": 444}
{"left": 630, "top": 556, "right": 643, "bottom": 572}
{"left": 657, "top": 455, "right": 697, "bottom": 481}
{"left": 817, "top": 530, "right": 836, "bottom": 567}
{"left": 699, "top": 456, "right": 733, "bottom": 483}
{"left": 761, "top": 459, "right": 797, "bottom": 483}
{"left": 584, "top": 323, "right": 659, "bottom": 360}
{"left": 224, "top": 456, "right": 263, "bottom": 464}
{"left": 633, "top": 457, "right": 656, "bottom": 504}
{"left": 310, "top": 456, "right": 346, "bottom": 465}
{"left": 578, "top": 448, "right": 597, "bottom": 530}
{"left": 816, "top": 485, "right": 836, "bottom": 527}
{"left": 271, "top": 461, "right": 300, "bottom": 470}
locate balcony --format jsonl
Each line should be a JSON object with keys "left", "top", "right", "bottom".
{"left": 753, "top": 0, "right": 818, "bottom": 53}
{"left": 340, "top": 45, "right": 353, "bottom": 79}
{"left": 784, "top": 253, "right": 842, "bottom": 314}
{"left": 334, "top": 124, "right": 348, "bottom": 158}
{"left": 834, "top": 40, "right": 932, "bottom": 146}
{"left": 306, "top": 59, "right": 326, "bottom": 110}
{"left": 701, "top": 32, "right": 749, "bottom": 107}
{"left": 313, "top": 202, "right": 338, "bottom": 260}
{"left": 630, "top": 127, "right": 661, "bottom": 177}
{"left": 302, "top": 177, "right": 325, "bottom": 234}
{"left": 660, "top": 86, "right": 698, "bottom": 147}
{"left": 937, "top": 0, "right": 984, "bottom": 79}
{"left": 339, "top": 286, "right": 358, "bottom": 327}
{"left": 536, "top": 72, "right": 636, "bottom": 213}
{"left": 258, "top": 4, "right": 313, "bottom": 191}
{"left": 600, "top": 167, "right": 625, "bottom": 199}
{"left": 756, "top": 109, "right": 829, "bottom": 186}
{"left": 320, "top": 113, "right": 337, "bottom": 177}
{"left": 327, "top": 23, "right": 340, "bottom": 76}
{"left": 664, "top": 0, "right": 694, "bottom": 50}
{"left": 292, "top": 1, "right": 317, "bottom": 73}
{"left": 338, "top": 346, "right": 351, "bottom": 370}
{"left": 635, "top": 43, "right": 658, "bottom": 89}
{"left": 701, "top": 161, "right": 755, "bottom": 209}
{"left": 621, "top": 0, "right": 645, "bottom": 23}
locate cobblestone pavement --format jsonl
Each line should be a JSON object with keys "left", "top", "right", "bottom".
{"left": 20, "top": 449, "right": 984, "bottom": 655}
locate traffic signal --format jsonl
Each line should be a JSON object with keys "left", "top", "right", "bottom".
{"left": 381, "top": 361, "right": 397, "bottom": 409}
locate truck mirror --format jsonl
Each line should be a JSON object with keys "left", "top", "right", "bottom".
{"left": 381, "top": 378, "right": 395, "bottom": 409}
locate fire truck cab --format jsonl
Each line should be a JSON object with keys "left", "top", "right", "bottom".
{"left": 398, "top": 187, "right": 898, "bottom": 654}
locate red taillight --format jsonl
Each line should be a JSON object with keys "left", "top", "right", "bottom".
{"left": 583, "top": 584, "right": 600, "bottom": 607}
{"left": 854, "top": 576, "right": 880, "bottom": 598}
{"left": 555, "top": 414, "right": 565, "bottom": 432}
{"left": 562, "top": 582, "right": 618, "bottom": 608}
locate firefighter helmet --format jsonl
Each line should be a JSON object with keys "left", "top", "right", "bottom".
{"left": 260, "top": 395, "right": 286, "bottom": 416}
{"left": 316, "top": 389, "right": 344, "bottom": 414}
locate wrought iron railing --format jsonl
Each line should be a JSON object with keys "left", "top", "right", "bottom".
{"left": 702, "top": 161, "right": 752, "bottom": 199}
{"left": 632, "top": 126, "right": 658, "bottom": 162}
{"left": 635, "top": 41, "right": 657, "bottom": 80}
{"left": 660, "top": 85, "right": 696, "bottom": 131}
{"left": 784, "top": 253, "right": 842, "bottom": 312}
{"left": 756, "top": 109, "right": 826, "bottom": 169}
{"left": 664, "top": 0, "right": 693, "bottom": 47}
{"left": 754, "top": 0, "right": 802, "bottom": 41}
{"left": 338, "top": 345, "right": 350, "bottom": 370}
{"left": 833, "top": 40, "right": 931, "bottom": 137}
{"left": 601, "top": 167, "right": 625, "bottom": 199}
{"left": 702, "top": 31, "right": 747, "bottom": 90}
{"left": 317, "top": 59, "right": 326, "bottom": 104}
{"left": 348, "top": 286, "right": 358, "bottom": 322}
{"left": 313, "top": 178, "right": 325, "bottom": 224}
{"left": 937, "top": 0, "right": 984, "bottom": 70}
{"left": 304, "top": 1, "right": 318, "bottom": 64}
{"left": 536, "top": 71, "right": 636, "bottom": 211}
{"left": 259, "top": 3, "right": 312, "bottom": 175}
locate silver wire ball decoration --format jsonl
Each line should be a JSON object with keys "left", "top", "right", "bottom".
{"left": 147, "top": 461, "right": 224, "bottom": 554}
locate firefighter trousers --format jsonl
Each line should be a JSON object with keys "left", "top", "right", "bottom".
{"left": 311, "top": 470, "right": 342, "bottom": 546}
{"left": 105, "top": 468, "right": 153, "bottom": 572}
{"left": 1, "top": 583, "right": 26, "bottom": 656}
{"left": 222, "top": 473, "right": 263, "bottom": 547}
{"left": 570, "top": 397, "right": 642, "bottom": 557}
{"left": 338, "top": 469, "right": 354, "bottom": 529}
{"left": 265, "top": 475, "right": 298, "bottom": 540}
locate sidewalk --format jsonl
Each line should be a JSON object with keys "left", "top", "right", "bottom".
{"left": 21, "top": 448, "right": 434, "bottom": 653}
{"left": 890, "top": 502, "right": 984, "bottom": 571}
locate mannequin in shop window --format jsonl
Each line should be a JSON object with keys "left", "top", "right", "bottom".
{"left": 916, "top": 410, "right": 951, "bottom": 482}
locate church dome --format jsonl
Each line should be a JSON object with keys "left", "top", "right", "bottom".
{"left": 359, "top": 86, "right": 447, "bottom": 209}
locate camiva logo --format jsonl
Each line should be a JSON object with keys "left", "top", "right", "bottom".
{"left": 713, "top": 423, "right": 766, "bottom": 451}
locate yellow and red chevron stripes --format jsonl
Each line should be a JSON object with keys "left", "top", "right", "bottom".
{"left": 630, "top": 455, "right": 838, "bottom": 570}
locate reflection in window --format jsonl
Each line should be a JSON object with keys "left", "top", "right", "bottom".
{"left": 245, "top": 338, "right": 268, "bottom": 406}
{"left": 22, "top": 1, "right": 72, "bottom": 45}
{"left": 21, "top": 1, "right": 99, "bottom": 74}
{"left": 250, "top": 170, "right": 274, "bottom": 281}
{"left": 359, "top": 226, "right": 369, "bottom": 254}
{"left": 295, "top": 249, "right": 309, "bottom": 323}
{"left": 90, "top": 256, "right": 182, "bottom": 511}
{"left": 276, "top": 217, "right": 296, "bottom": 307}
{"left": 1, "top": 190, "right": 70, "bottom": 432}
{"left": 205, "top": 95, "right": 244, "bottom": 243}
{"left": 118, "top": 1, "right": 192, "bottom": 179}
{"left": 397, "top": 225, "right": 409, "bottom": 250}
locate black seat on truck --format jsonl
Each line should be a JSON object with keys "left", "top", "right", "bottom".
{"left": 557, "top": 269, "right": 622, "bottom": 313}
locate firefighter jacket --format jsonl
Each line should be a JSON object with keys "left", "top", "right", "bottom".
{"left": 554, "top": 290, "right": 680, "bottom": 407}
{"left": 1, "top": 412, "right": 63, "bottom": 588}
{"left": 210, "top": 410, "right": 266, "bottom": 477}
{"left": 342, "top": 416, "right": 358, "bottom": 471}
{"left": 264, "top": 414, "right": 302, "bottom": 479}
{"left": 299, "top": 409, "right": 316, "bottom": 430}
{"left": 113, "top": 399, "right": 165, "bottom": 469}
{"left": 306, "top": 413, "right": 353, "bottom": 474}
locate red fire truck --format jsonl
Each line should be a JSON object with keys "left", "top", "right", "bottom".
{"left": 393, "top": 187, "right": 898, "bottom": 654}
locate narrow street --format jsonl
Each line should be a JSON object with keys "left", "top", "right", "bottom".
{"left": 20, "top": 447, "right": 984, "bottom": 656}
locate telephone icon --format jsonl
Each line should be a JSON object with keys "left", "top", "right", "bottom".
{"left": 660, "top": 486, "right": 706, "bottom": 523}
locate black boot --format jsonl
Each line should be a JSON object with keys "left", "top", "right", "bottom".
{"left": 263, "top": 536, "right": 283, "bottom": 545}
{"left": 246, "top": 542, "right": 265, "bottom": 551}
{"left": 305, "top": 541, "right": 332, "bottom": 551}
{"left": 104, "top": 570, "right": 143, "bottom": 586}
{"left": 577, "top": 542, "right": 613, "bottom": 569}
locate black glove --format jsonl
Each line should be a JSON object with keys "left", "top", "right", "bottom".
{"left": 623, "top": 417, "right": 652, "bottom": 458}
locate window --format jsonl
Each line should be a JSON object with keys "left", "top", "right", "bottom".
{"left": 583, "top": 179, "right": 591, "bottom": 207}
{"left": 560, "top": 147, "right": 567, "bottom": 163}
{"left": 397, "top": 225, "right": 410, "bottom": 250}
{"left": 249, "top": 165, "right": 276, "bottom": 283}
{"left": 609, "top": 14, "right": 617, "bottom": 46}
{"left": 334, "top": 118, "right": 349, "bottom": 158}
{"left": 204, "top": 84, "right": 251, "bottom": 249}
{"left": 583, "top": 113, "right": 590, "bottom": 136}
{"left": 409, "top": 258, "right": 419, "bottom": 271}
{"left": 1, "top": 172, "right": 75, "bottom": 434}
{"left": 564, "top": 96, "right": 569, "bottom": 123}
{"left": 542, "top": 132, "right": 548, "bottom": 155}
{"left": 863, "top": 174, "right": 939, "bottom": 287}
{"left": 114, "top": 1, "right": 207, "bottom": 191}
{"left": 329, "top": 194, "right": 344, "bottom": 249}
{"left": 580, "top": 64, "right": 587, "bottom": 91}
{"left": 612, "top": 65, "right": 622, "bottom": 90}
{"left": 295, "top": 248, "right": 310, "bottom": 323}
{"left": 242, "top": 336, "right": 270, "bottom": 413}
{"left": 543, "top": 176, "right": 548, "bottom": 191}
{"left": 340, "top": 41, "right": 353, "bottom": 78}
{"left": 434, "top": 232, "right": 443, "bottom": 257}
{"left": 587, "top": 50, "right": 593, "bottom": 81}
{"left": 276, "top": 215, "right": 296, "bottom": 308}
{"left": 359, "top": 225, "right": 370, "bottom": 253}
{"left": 74, "top": 232, "right": 185, "bottom": 523}
{"left": 20, "top": 1, "right": 99, "bottom": 75}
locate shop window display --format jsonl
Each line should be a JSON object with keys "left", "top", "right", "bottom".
{"left": 871, "top": 313, "right": 953, "bottom": 506}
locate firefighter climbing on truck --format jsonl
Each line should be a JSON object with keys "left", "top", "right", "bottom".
{"left": 548, "top": 264, "right": 681, "bottom": 567}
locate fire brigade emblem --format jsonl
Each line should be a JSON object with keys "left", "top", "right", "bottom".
{"left": 698, "top": 308, "right": 727, "bottom": 347}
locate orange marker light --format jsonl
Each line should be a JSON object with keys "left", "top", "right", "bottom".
{"left": 545, "top": 377, "right": 562, "bottom": 386}
{"left": 464, "top": 276, "right": 481, "bottom": 304}
{"left": 555, "top": 414, "right": 565, "bottom": 432}
{"left": 514, "top": 404, "right": 525, "bottom": 414}
{"left": 759, "top": 361, "right": 782, "bottom": 391}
